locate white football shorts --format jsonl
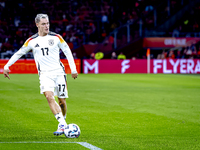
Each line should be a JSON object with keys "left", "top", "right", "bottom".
{"left": 39, "top": 74, "right": 68, "bottom": 98}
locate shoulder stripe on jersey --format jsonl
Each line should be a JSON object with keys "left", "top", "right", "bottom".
{"left": 23, "top": 38, "right": 33, "bottom": 47}
{"left": 56, "top": 34, "right": 65, "bottom": 44}
{"left": 48, "top": 31, "right": 65, "bottom": 44}
{"left": 23, "top": 33, "right": 39, "bottom": 47}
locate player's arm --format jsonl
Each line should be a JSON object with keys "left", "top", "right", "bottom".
{"left": 57, "top": 35, "right": 78, "bottom": 79}
{"left": 3, "top": 39, "right": 32, "bottom": 79}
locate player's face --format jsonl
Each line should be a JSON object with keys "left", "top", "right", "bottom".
{"left": 37, "top": 18, "right": 49, "bottom": 36}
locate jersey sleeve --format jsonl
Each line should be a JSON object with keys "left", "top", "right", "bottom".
{"left": 57, "top": 34, "right": 77, "bottom": 74}
{"left": 4, "top": 38, "right": 32, "bottom": 70}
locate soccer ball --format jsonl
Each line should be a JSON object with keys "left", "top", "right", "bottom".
{"left": 64, "top": 123, "right": 81, "bottom": 138}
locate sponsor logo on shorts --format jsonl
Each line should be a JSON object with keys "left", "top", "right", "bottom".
{"left": 60, "top": 93, "right": 65, "bottom": 96}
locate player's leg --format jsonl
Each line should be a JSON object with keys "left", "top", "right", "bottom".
{"left": 58, "top": 97, "right": 67, "bottom": 120}
{"left": 55, "top": 75, "right": 68, "bottom": 120}
{"left": 44, "top": 91, "right": 61, "bottom": 115}
{"left": 43, "top": 91, "right": 67, "bottom": 136}
{"left": 39, "top": 74, "right": 67, "bottom": 136}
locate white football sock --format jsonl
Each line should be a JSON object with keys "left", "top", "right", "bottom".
{"left": 55, "top": 112, "right": 67, "bottom": 126}
{"left": 64, "top": 114, "right": 66, "bottom": 120}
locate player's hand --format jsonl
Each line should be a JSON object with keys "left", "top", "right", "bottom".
{"left": 3, "top": 69, "right": 10, "bottom": 79}
{"left": 71, "top": 73, "right": 78, "bottom": 79}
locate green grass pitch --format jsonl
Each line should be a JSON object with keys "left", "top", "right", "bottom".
{"left": 0, "top": 73, "right": 200, "bottom": 150}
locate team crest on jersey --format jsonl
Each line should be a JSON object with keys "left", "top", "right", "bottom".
{"left": 48, "top": 39, "right": 54, "bottom": 46}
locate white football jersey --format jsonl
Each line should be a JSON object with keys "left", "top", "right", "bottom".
{"left": 4, "top": 32, "right": 77, "bottom": 75}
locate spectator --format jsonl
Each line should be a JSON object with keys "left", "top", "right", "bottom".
{"left": 101, "top": 12, "right": 109, "bottom": 30}
{"left": 13, "top": 39, "right": 20, "bottom": 51}
{"left": 186, "top": 46, "right": 193, "bottom": 58}
{"left": 69, "top": 33, "right": 77, "bottom": 43}
{"left": 193, "top": 21, "right": 199, "bottom": 32}
{"left": 111, "top": 51, "right": 117, "bottom": 59}
{"left": 172, "top": 27, "right": 180, "bottom": 37}
{"left": 0, "top": 39, "right": 2, "bottom": 52}
{"left": 190, "top": 42, "right": 197, "bottom": 58}
{"left": 168, "top": 50, "right": 175, "bottom": 59}
{"left": 197, "top": 47, "right": 200, "bottom": 58}
{"left": 117, "top": 52, "right": 126, "bottom": 60}
{"left": 72, "top": 52, "right": 78, "bottom": 59}
{"left": 182, "top": 47, "right": 187, "bottom": 58}
{"left": 0, "top": 39, "right": 13, "bottom": 52}
{"left": 100, "top": 29, "right": 107, "bottom": 42}
{"left": 145, "top": 4, "right": 154, "bottom": 13}
{"left": 157, "top": 50, "right": 167, "bottom": 59}
{"left": 90, "top": 52, "right": 95, "bottom": 59}
{"left": 95, "top": 52, "right": 104, "bottom": 60}
{"left": 132, "top": 56, "right": 136, "bottom": 60}
{"left": 176, "top": 50, "right": 182, "bottom": 59}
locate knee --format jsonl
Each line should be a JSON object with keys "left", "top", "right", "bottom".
{"left": 44, "top": 92, "right": 54, "bottom": 103}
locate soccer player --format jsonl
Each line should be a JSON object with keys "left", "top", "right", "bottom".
{"left": 3, "top": 14, "right": 78, "bottom": 136}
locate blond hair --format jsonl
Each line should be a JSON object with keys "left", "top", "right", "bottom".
{"left": 35, "top": 14, "right": 49, "bottom": 23}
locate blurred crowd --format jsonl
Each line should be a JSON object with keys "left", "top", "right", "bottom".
{"left": 170, "top": 1, "right": 200, "bottom": 37}
{"left": 1, "top": 0, "right": 200, "bottom": 60}
{"left": 0, "top": 0, "right": 161, "bottom": 53}
{"left": 157, "top": 43, "right": 200, "bottom": 59}
{"left": 88, "top": 40, "right": 200, "bottom": 60}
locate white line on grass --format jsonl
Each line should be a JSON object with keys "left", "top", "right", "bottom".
{"left": 78, "top": 142, "right": 103, "bottom": 150}
{"left": 0, "top": 141, "right": 103, "bottom": 150}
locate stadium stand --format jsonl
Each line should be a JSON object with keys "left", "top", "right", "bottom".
{"left": 0, "top": 0, "right": 200, "bottom": 59}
